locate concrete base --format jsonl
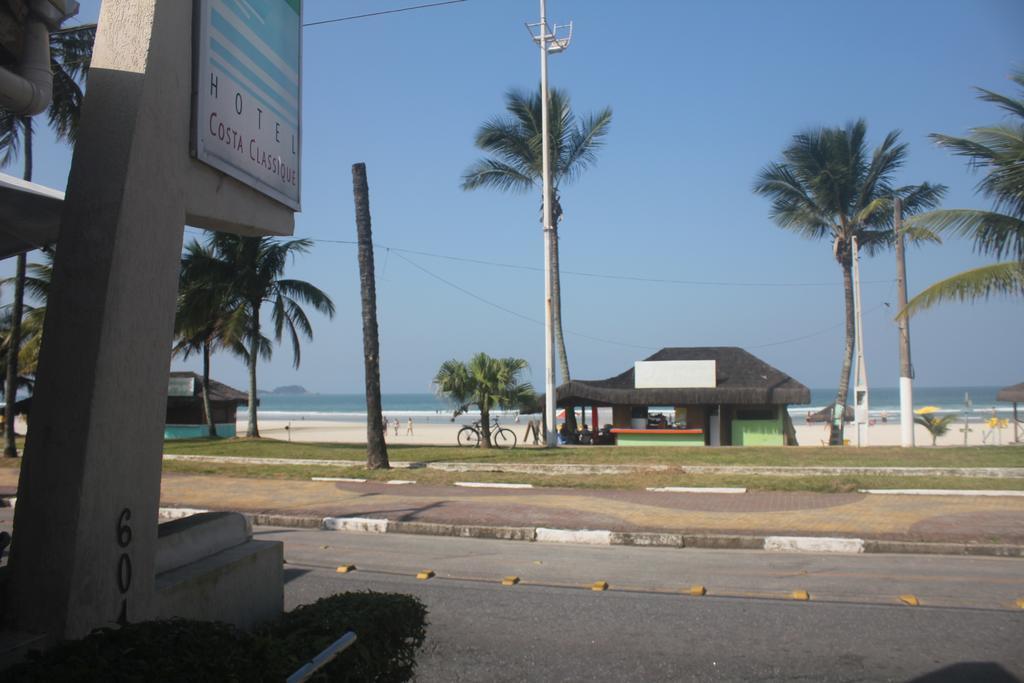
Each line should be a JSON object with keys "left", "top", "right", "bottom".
{"left": 153, "top": 539, "right": 282, "bottom": 630}
{"left": 152, "top": 512, "right": 282, "bottom": 629}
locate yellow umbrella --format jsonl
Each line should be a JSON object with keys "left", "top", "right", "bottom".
{"left": 914, "top": 406, "right": 941, "bottom": 415}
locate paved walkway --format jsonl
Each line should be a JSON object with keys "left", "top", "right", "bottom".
{"left": 3, "top": 470, "right": 1023, "bottom": 544}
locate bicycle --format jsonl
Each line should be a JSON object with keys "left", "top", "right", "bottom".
{"left": 457, "top": 416, "right": 517, "bottom": 448}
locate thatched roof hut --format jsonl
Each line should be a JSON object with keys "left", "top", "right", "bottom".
{"left": 806, "top": 403, "right": 854, "bottom": 423}
{"left": 997, "top": 382, "right": 1024, "bottom": 403}
{"left": 165, "top": 372, "right": 250, "bottom": 438}
{"left": 555, "top": 347, "right": 810, "bottom": 407}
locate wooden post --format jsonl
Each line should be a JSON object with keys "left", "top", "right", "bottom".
{"left": 353, "top": 163, "right": 389, "bottom": 469}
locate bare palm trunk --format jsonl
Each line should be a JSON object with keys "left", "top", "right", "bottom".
{"left": 479, "top": 402, "right": 492, "bottom": 448}
{"left": 831, "top": 255, "right": 855, "bottom": 446}
{"left": 4, "top": 119, "right": 32, "bottom": 458}
{"left": 246, "top": 305, "right": 260, "bottom": 438}
{"left": 549, "top": 224, "right": 577, "bottom": 435}
{"left": 202, "top": 339, "right": 216, "bottom": 438}
{"left": 352, "top": 162, "right": 389, "bottom": 469}
{"left": 4, "top": 254, "right": 26, "bottom": 458}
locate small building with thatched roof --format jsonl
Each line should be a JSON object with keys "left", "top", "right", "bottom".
{"left": 165, "top": 371, "right": 250, "bottom": 439}
{"left": 556, "top": 347, "right": 810, "bottom": 446}
{"left": 997, "top": 381, "right": 1024, "bottom": 443}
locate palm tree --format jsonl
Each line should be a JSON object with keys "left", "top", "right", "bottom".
{"left": 1, "top": 252, "right": 51, "bottom": 378}
{"left": 173, "top": 241, "right": 245, "bottom": 438}
{"left": 0, "top": 25, "right": 95, "bottom": 457}
{"left": 434, "top": 353, "right": 533, "bottom": 448}
{"left": 754, "top": 120, "right": 946, "bottom": 445}
{"left": 462, "top": 88, "right": 612, "bottom": 401}
{"left": 903, "top": 71, "right": 1024, "bottom": 315}
{"left": 182, "top": 234, "right": 335, "bottom": 438}
{"left": 914, "top": 414, "right": 955, "bottom": 446}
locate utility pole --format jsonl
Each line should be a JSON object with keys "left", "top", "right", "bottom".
{"left": 894, "top": 197, "right": 914, "bottom": 447}
{"left": 851, "top": 235, "right": 869, "bottom": 446}
{"left": 528, "top": 0, "right": 571, "bottom": 447}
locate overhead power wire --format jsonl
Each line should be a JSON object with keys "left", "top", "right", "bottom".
{"left": 303, "top": 0, "right": 467, "bottom": 28}
{"left": 392, "top": 251, "right": 657, "bottom": 351}
{"left": 304, "top": 237, "right": 891, "bottom": 289}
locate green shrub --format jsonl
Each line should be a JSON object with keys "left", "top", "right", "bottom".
{"left": 267, "top": 592, "right": 428, "bottom": 682}
{"left": 1, "top": 592, "right": 428, "bottom": 683}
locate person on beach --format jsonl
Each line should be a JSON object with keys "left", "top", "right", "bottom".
{"left": 406, "top": 417, "right": 414, "bottom": 436}
{"left": 394, "top": 419, "right": 399, "bottom": 437}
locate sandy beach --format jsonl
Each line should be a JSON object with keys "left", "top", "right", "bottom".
{"left": 250, "top": 417, "right": 1021, "bottom": 448}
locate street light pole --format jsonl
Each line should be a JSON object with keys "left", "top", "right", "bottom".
{"left": 852, "top": 235, "right": 869, "bottom": 446}
{"left": 529, "top": 0, "right": 571, "bottom": 447}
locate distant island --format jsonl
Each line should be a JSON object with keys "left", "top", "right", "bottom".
{"left": 271, "top": 385, "right": 309, "bottom": 395}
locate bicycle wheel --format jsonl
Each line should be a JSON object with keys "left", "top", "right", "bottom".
{"left": 457, "top": 426, "right": 480, "bottom": 448}
{"left": 493, "top": 428, "right": 517, "bottom": 449}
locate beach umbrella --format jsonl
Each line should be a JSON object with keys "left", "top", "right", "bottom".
{"left": 914, "top": 406, "right": 941, "bottom": 415}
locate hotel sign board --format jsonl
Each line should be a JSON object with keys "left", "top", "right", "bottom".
{"left": 634, "top": 360, "right": 717, "bottom": 389}
{"left": 193, "top": 0, "right": 301, "bottom": 210}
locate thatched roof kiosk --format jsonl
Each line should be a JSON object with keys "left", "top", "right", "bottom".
{"left": 165, "top": 371, "right": 251, "bottom": 439}
{"left": 555, "top": 347, "right": 810, "bottom": 446}
{"left": 997, "top": 381, "right": 1024, "bottom": 443}
{"left": 806, "top": 403, "right": 854, "bottom": 424}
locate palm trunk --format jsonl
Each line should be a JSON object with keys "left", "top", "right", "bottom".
{"left": 4, "top": 119, "right": 32, "bottom": 458}
{"left": 4, "top": 254, "right": 26, "bottom": 458}
{"left": 550, "top": 224, "right": 577, "bottom": 435}
{"left": 202, "top": 339, "right": 216, "bottom": 438}
{"left": 479, "top": 402, "right": 492, "bottom": 448}
{"left": 246, "top": 305, "right": 260, "bottom": 438}
{"left": 831, "top": 254, "right": 855, "bottom": 446}
{"left": 352, "top": 163, "right": 389, "bottom": 469}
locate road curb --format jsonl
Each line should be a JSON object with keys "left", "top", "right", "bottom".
{"left": 10, "top": 502, "right": 1023, "bottom": 558}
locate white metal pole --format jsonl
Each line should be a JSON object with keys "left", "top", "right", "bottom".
{"left": 540, "top": 0, "right": 557, "bottom": 447}
{"left": 894, "top": 197, "right": 915, "bottom": 447}
{"left": 851, "top": 235, "right": 869, "bottom": 446}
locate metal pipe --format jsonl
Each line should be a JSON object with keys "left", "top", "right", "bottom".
{"left": 286, "top": 631, "right": 357, "bottom": 683}
{"left": 0, "top": 20, "right": 53, "bottom": 116}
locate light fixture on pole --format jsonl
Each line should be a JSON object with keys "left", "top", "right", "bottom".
{"left": 526, "top": 1, "right": 572, "bottom": 447}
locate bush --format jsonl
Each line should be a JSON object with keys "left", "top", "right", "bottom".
{"left": 1, "top": 592, "right": 428, "bottom": 683}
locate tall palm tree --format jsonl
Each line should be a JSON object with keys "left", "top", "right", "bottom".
{"left": 903, "top": 71, "right": 1024, "bottom": 315}
{"left": 754, "top": 120, "right": 946, "bottom": 445}
{"left": 174, "top": 240, "right": 245, "bottom": 438}
{"left": 434, "top": 352, "right": 533, "bottom": 449}
{"left": 1, "top": 252, "right": 51, "bottom": 379}
{"left": 182, "top": 234, "right": 335, "bottom": 438}
{"left": 0, "top": 24, "right": 95, "bottom": 457}
{"left": 462, "top": 88, "right": 612, "bottom": 398}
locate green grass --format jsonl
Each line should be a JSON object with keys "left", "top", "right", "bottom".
{"left": 161, "top": 458, "right": 1024, "bottom": 494}
{"left": 163, "top": 437, "right": 1024, "bottom": 468}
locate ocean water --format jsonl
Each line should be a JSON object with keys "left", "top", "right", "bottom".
{"left": 240, "top": 386, "right": 1018, "bottom": 423}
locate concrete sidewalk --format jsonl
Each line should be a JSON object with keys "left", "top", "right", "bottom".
{"left": 3, "top": 469, "right": 1024, "bottom": 553}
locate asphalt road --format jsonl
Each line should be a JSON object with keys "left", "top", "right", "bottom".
{"left": 267, "top": 527, "right": 1024, "bottom": 682}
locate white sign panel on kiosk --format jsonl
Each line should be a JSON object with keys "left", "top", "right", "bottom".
{"left": 193, "top": 0, "right": 301, "bottom": 210}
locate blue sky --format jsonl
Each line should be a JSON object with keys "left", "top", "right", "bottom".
{"left": 8, "top": 0, "right": 1024, "bottom": 394}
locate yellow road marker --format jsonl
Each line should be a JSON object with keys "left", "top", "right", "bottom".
{"left": 688, "top": 585, "right": 707, "bottom": 597}
{"left": 899, "top": 594, "right": 920, "bottom": 606}
{"left": 335, "top": 564, "right": 356, "bottom": 574}
{"left": 501, "top": 576, "right": 520, "bottom": 586}
{"left": 790, "top": 590, "right": 810, "bottom": 601}
{"left": 591, "top": 581, "right": 609, "bottom": 592}
{"left": 416, "top": 570, "right": 435, "bottom": 580}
